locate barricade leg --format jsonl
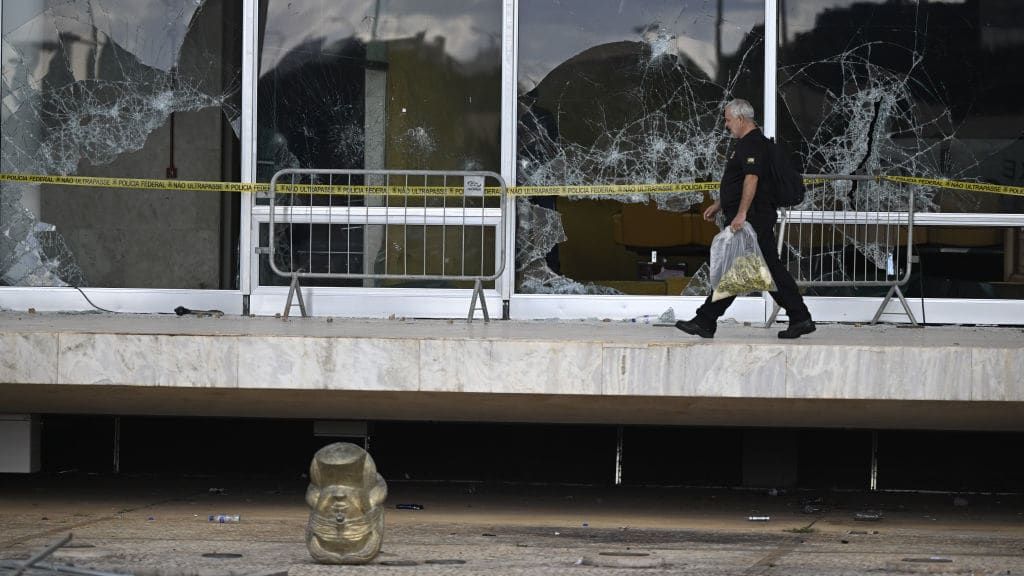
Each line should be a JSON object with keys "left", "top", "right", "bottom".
{"left": 468, "top": 278, "right": 489, "bottom": 323}
{"left": 283, "top": 275, "right": 308, "bottom": 319}
{"left": 870, "top": 285, "right": 919, "bottom": 326}
{"left": 766, "top": 302, "right": 782, "bottom": 328}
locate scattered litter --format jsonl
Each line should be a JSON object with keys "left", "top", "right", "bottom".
{"left": 147, "top": 516, "right": 155, "bottom": 521}
{"left": 802, "top": 505, "right": 822, "bottom": 514}
{"left": 767, "top": 488, "right": 779, "bottom": 497}
{"left": 208, "top": 514, "right": 240, "bottom": 523}
{"left": 953, "top": 496, "right": 969, "bottom": 507}
{"left": 481, "top": 533, "right": 496, "bottom": 537}
{"left": 574, "top": 557, "right": 584, "bottom": 566}
{"left": 841, "top": 539, "right": 849, "bottom": 544}
{"left": 395, "top": 503, "right": 424, "bottom": 510}
{"left": 380, "top": 560, "right": 419, "bottom": 566}
{"left": 748, "top": 516, "right": 771, "bottom": 522}
{"left": 847, "top": 530, "right": 879, "bottom": 535}
{"left": 208, "top": 487, "right": 226, "bottom": 494}
{"left": 582, "top": 522, "right": 589, "bottom": 527}
{"left": 854, "top": 511, "right": 883, "bottom": 521}
{"left": 554, "top": 531, "right": 560, "bottom": 535}
{"left": 580, "top": 552, "right": 664, "bottom": 568}
{"left": 174, "top": 306, "right": 224, "bottom": 318}
{"left": 425, "top": 559, "right": 466, "bottom": 565}
{"left": 902, "top": 557, "right": 952, "bottom": 563}
{"left": 202, "top": 552, "right": 243, "bottom": 559}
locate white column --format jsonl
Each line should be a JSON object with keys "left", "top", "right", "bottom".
{"left": 240, "top": 0, "right": 258, "bottom": 295}
{"left": 499, "top": 0, "right": 519, "bottom": 301}
{"left": 763, "top": 0, "right": 778, "bottom": 139}
{"left": 0, "top": 415, "right": 41, "bottom": 473}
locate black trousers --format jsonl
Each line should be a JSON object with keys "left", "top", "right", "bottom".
{"left": 696, "top": 218, "right": 811, "bottom": 325}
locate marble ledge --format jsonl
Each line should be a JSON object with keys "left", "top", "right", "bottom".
{"left": 0, "top": 332, "right": 1020, "bottom": 403}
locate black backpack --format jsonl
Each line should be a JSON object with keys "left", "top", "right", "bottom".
{"left": 765, "top": 137, "right": 806, "bottom": 208}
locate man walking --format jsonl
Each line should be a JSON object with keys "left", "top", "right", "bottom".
{"left": 676, "top": 98, "right": 815, "bottom": 339}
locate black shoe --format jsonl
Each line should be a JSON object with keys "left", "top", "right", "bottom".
{"left": 675, "top": 319, "right": 715, "bottom": 339}
{"left": 778, "top": 319, "right": 816, "bottom": 339}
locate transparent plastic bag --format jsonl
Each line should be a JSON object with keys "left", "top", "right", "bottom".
{"left": 709, "top": 223, "right": 776, "bottom": 302}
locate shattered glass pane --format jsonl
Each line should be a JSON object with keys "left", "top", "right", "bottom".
{"left": 516, "top": 197, "right": 620, "bottom": 295}
{"left": 1, "top": 1, "right": 242, "bottom": 288}
{"left": 517, "top": 0, "right": 764, "bottom": 294}
{"left": 681, "top": 262, "right": 711, "bottom": 297}
{"left": 779, "top": 0, "right": 1024, "bottom": 299}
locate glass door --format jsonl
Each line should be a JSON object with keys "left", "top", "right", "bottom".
{"left": 250, "top": 0, "right": 505, "bottom": 317}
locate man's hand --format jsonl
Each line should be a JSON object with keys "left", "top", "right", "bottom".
{"left": 703, "top": 201, "right": 721, "bottom": 222}
{"left": 729, "top": 212, "right": 746, "bottom": 232}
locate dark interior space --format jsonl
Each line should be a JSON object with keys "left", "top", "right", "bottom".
{"left": 114, "top": 417, "right": 317, "bottom": 475}
{"left": 32, "top": 415, "right": 1024, "bottom": 493}
{"left": 796, "top": 429, "right": 873, "bottom": 490}
{"left": 369, "top": 422, "right": 617, "bottom": 484}
{"left": 40, "top": 415, "right": 115, "bottom": 474}
{"left": 878, "top": 430, "right": 1024, "bottom": 492}
{"left": 620, "top": 427, "right": 743, "bottom": 486}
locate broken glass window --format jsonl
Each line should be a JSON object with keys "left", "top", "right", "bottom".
{"left": 516, "top": 0, "right": 765, "bottom": 294}
{"left": 1, "top": 1, "right": 242, "bottom": 288}
{"left": 778, "top": 0, "right": 1024, "bottom": 298}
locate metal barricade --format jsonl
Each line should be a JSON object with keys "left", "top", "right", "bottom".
{"left": 261, "top": 169, "right": 507, "bottom": 322}
{"left": 769, "top": 174, "right": 919, "bottom": 325}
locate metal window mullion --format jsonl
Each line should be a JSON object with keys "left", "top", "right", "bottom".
{"left": 442, "top": 174, "right": 447, "bottom": 278}
{"left": 328, "top": 173, "right": 333, "bottom": 274}
{"left": 240, "top": 0, "right": 258, "bottom": 294}
{"left": 461, "top": 177, "right": 467, "bottom": 277}
{"left": 500, "top": 0, "right": 519, "bottom": 300}
{"left": 308, "top": 175, "right": 314, "bottom": 273}
{"left": 404, "top": 174, "right": 409, "bottom": 277}
{"left": 763, "top": 0, "right": 778, "bottom": 139}
{"left": 384, "top": 173, "right": 391, "bottom": 278}
{"left": 422, "top": 175, "right": 427, "bottom": 278}
{"left": 831, "top": 182, "right": 837, "bottom": 282}
{"left": 481, "top": 177, "right": 487, "bottom": 278}
{"left": 346, "top": 173, "right": 352, "bottom": 273}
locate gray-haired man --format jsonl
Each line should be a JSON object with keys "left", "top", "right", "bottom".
{"left": 676, "top": 98, "right": 815, "bottom": 339}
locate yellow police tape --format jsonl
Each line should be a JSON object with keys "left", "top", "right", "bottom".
{"left": 882, "top": 175, "right": 1024, "bottom": 198}
{"left": 1, "top": 171, "right": 1022, "bottom": 198}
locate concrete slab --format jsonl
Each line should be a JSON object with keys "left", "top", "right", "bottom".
{"left": 1, "top": 312, "right": 1022, "bottom": 430}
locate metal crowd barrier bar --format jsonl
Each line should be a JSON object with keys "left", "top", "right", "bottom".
{"left": 261, "top": 169, "right": 507, "bottom": 322}
{"left": 769, "top": 174, "right": 919, "bottom": 326}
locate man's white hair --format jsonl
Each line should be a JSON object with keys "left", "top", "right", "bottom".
{"left": 724, "top": 99, "right": 756, "bottom": 121}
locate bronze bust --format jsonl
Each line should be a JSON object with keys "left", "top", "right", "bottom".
{"left": 305, "top": 442, "right": 387, "bottom": 564}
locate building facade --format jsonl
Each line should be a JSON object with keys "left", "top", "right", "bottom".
{"left": 2, "top": 0, "right": 1023, "bottom": 324}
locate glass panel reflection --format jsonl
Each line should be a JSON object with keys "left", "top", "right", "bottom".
{"left": 1, "top": 1, "right": 242, "bottom": 289}
{"left": 516, "top": 0, "right": 764, "bottom": 295}
{"left": 257, "top": 0, "right": 501, "bottom": 288}
{"left": 778, "top": 0, "right": 1024, "bottom": 299}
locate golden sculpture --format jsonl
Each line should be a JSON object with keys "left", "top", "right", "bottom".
{"left": 305, "top": 442, "right": 388, "bottom": 564}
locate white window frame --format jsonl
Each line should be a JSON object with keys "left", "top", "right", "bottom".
{"left": 1, "top": 0, "right": 1021, "bottom": 324}
{"left": 503, "top": 0, "right": 1024, "bottom": 326}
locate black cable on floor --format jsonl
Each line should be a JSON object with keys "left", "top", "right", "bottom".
{"left": 73, "top": 286, "right": 118, "bottom": 313}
